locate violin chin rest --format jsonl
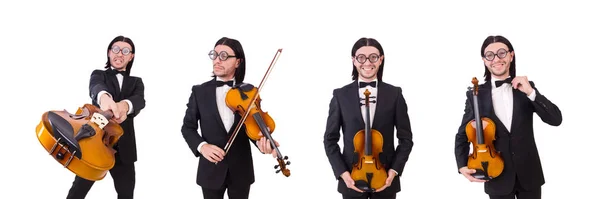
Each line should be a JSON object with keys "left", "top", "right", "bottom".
{"left": 354, "top": 180, "right": 375, "bottom": 193}
{"left": 47, "top": 111, "right": 82, "bottom": 159}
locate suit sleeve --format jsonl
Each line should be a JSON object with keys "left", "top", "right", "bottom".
{"left": 391, "top": 87, "right": 414, "bottom": 176}
{"left": 181, "top": 86, "right": 206, "bottom": 157}
{"left": 123, "top": 77, "right": 145, "bottom": 117}
{"left": 455, "top": 90, "right": 474, "bottom": 173}
{"left": 89, "top": 70, "right": 109, "bottom": 105}
{"left": 529, "top": 81, "right": 562, "bottom": 126}
{"left": 323, "top": 89, "right": 348, "bottom": 179}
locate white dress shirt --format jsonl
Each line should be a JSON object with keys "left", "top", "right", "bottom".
{"left": 197, "top": 77, "right": 235, "bottom": 153}
{"left": 96, "top": 68, "right": 134, "bottom": 115}
{"left": 491, "top": 76, "right": 537, "bottom": 132}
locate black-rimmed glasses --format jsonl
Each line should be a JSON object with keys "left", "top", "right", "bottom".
{"left": 111, "top": 46, "right": 131, "bottom": 55}
{"left": 484, "top": 48, "right": 509, "bottom": 61}
{"left": 354, "top": 53, "right": 380, "bottom": 64}
{"left": 209, "top": 50, "right": 236, "bottom": 61}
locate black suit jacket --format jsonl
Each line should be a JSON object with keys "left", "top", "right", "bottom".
{"left": 181, "top": 79, "right": 260, "bottom": 189}
{"left": 88, "top": 69, "right": 146, "bottom": 164}
{"left": 454, "top": 81, "right": 562, "bottom": 195}
{"left": 323, "top": 80, "right": 414, "bottom": 196}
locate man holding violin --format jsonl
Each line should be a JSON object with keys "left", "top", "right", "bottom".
{"left": 66, "top": 35, "right": 146, "bottom": 199}
{"left": 323, "top": 37, "right": 414, "bottom": 199}
{"left": 180, "top": 37, "right": 280, "bottom": 199}
{"left": 454, "top": 35, "right": 562, "bottom": 199}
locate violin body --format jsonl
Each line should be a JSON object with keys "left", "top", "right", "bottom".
{"left": 465, "top": 77, "right": 504, "bottom": 180}
{"left": 225, "top": 84, "right": 275, "bottom": 141}
{"left": 35, "top": 104, "right": 123, "bottom": 181}
{"left": 351, "top": 89, "right": 387, "bottom": 192}
{"left": 351, "top": 129, "right": 387, "bottom": 191}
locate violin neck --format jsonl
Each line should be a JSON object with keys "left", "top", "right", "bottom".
{"left": 472, "top": 94, "right": 485, "bottom": 145}
{"left": 364, "top": 100, "right": 373, "bottom": 156}
{"left": 252, "top": 112, "right": 283, "bottom": 159}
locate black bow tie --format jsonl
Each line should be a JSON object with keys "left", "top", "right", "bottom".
{"left": 216, "top": 80, "right": 234, "bottom": 87}
{"left": 359, "top": 81, "right": 377, "bottom": 88}
{"left": 108, "top": 69, "right": 127, "bottom": 76}
{"left": 494, "top": 77, "right": 513, "bottom": 87}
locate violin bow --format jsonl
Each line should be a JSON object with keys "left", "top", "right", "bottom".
{"left": 223, "top": 48, "right": 283, "bottom": 156}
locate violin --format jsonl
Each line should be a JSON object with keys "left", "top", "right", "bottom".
{"left": 35, "top": 104, "right": 124, "bottom": 181}
{"left": 465, "top": 77, "right": 504, "bottom": 180}
{"left": 223, "top": 49, "right": 291, "bottom": 177}
{"left": 351, "top": 89, "right": 387, "bottom": 192}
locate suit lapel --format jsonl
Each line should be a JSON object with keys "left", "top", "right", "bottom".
{"left": 207, "top": 79, "right": 228, "bottom": 133}
{"left": 345, "top": 81, "right": 365, "bottom": 128}
{"left": 509, "top": 88, "right": 522, "bottom": 133}
{"left": 371, "top": 83, "right": 386, "bottom": 128}
{"left": 107, "top": 73, "right": 121, "bottom": 100}
{"left": 119, "top": 76, "right": 132, "bottom": 99}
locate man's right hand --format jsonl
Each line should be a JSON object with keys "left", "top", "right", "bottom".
{"left": 459, "top": 166, "right": 487, "bottom": 183}
{"left": 200, "top": 144, "right": 225, "bottom": 163}
{"left": 341, "top": 171, "right": 364, "bottom": 193}
{"left": 99, "top": 94, "right": 120, "bottom": 119}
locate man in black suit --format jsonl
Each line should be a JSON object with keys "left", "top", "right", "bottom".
{"left": 181, "top": 37, "right": 280, "bottom": 199}
{"left": 323, "top": 37, "right": 414, "bottom": 199}
{"left": 66, "top": 35, "right": 146, "bottom": 199}
{"left": 454, "top": 35, "right": 562, "bottom": 199}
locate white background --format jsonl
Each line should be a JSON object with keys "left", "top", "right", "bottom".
{"left": 1, "top": 0, "right": 598, "bottom": 198}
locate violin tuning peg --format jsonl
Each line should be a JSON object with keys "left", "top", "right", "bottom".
{"left": 284, "top": 156, "right": 288, "bottom": 160}
{"left": 286, "top": 161, "right": 291, "bottom": 165}
{"left": 276, "top": 170, "right": 281, "bottom": 173}
{"left": 274, "top": 165, "right": 279, "bottom": 169}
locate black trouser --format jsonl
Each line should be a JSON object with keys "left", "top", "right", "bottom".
{"left": 66, "top": 154, "right": 135, "bottom": 199}
{"left": 342, "top": 192, "right": 396, "bottom": 199}
{"left": 201, "top": 169, "right": 251, "bottom": 199}
{"left": 488, "top": 176, "right": 541, "bottom": 199}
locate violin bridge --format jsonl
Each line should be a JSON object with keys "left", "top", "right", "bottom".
{"left": 91, "top": 112, "right": 108, "bottom": 129}
{"left": 365, "top": 160, "right": 374, "bottom": 164}
{"left": 477, "top": 149, "right": 488, "bottom": 153}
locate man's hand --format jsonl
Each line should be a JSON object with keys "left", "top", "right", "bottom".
{"left": 99, "top": 94, "right": 121, "bottom": 119}
{"left": 257, "top": 132, "right": 279, "bottom": 158}
{"left": 340, "top": 171, "right": 364, "bottom": 193}
{"left": 459, "top": 166, "right": 487, "bottom": 183}
{"left": 375, "top": 169, "right": 397, "bottom": 192}
{"left": 200, "top": 144, "right": 225, "bottom": 163}
{"left": 114, "top": 101, "right": 130, "bottom": 123}
{"left": 511, "top": 76, "right": 534, "bottom": 95}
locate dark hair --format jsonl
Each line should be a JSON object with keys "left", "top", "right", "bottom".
{"left": 105, "top": 35, "right": 136, "bottom": 75}
{"left": 481, "top": 35, "right": 515, "bottom": 82}
{"left": 212, "top": 37, "right": 246, "bottom": 83}
{"left": 351, "top": 37, "right": 385, "bottom": 81}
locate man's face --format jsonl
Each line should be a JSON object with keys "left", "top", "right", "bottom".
{"left": 483, "top": 42, "right": 514, "bottom": 78}
{"left": 353, "top": 46, "right": 383, "bottom": 81}
{"left": 108, "top": 41, "right": 134, "bottom": 71}
{"left": 211, "top": 45, "right": 239, "bottom": 79}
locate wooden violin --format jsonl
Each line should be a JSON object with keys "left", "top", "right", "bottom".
{"left": 351, "top": 89, "right": 387, "bottom": 192}
{"left": 35, "top": 104, "right": 124, "bottom": 181}
{"left": 223, "top": 49, "right": 290, "bottom": 177}
{"left": 465, "top": 77, "right": 504, "bottom": 180}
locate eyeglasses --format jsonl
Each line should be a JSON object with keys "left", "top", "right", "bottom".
{"left": 209, "top": 50, "right": 236, "bottom": 61}
{"left": 111, "top": 45, "right": 131, "bottom": 55}
{"left": 354, "top": 53, "right": 380, "bottom": 64}
{"left": 484, "top": 48, "right": 509, "bottom": 61}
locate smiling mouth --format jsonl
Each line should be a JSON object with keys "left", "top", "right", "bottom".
{"left": 114, "top": 59, "right": 123, "bottom": 64}
{"left": 361, "top": 66, "right": 375, "bottom": 71}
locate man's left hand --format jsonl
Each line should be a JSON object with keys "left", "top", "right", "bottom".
{"left": 511, "top": 76, "right": 534, "bottom": 95}
{"left": 257, "top": 132, "right": 279, "bottom": 158}
{"left": 375, "top": 169, "right": 397, "bottom": 192}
